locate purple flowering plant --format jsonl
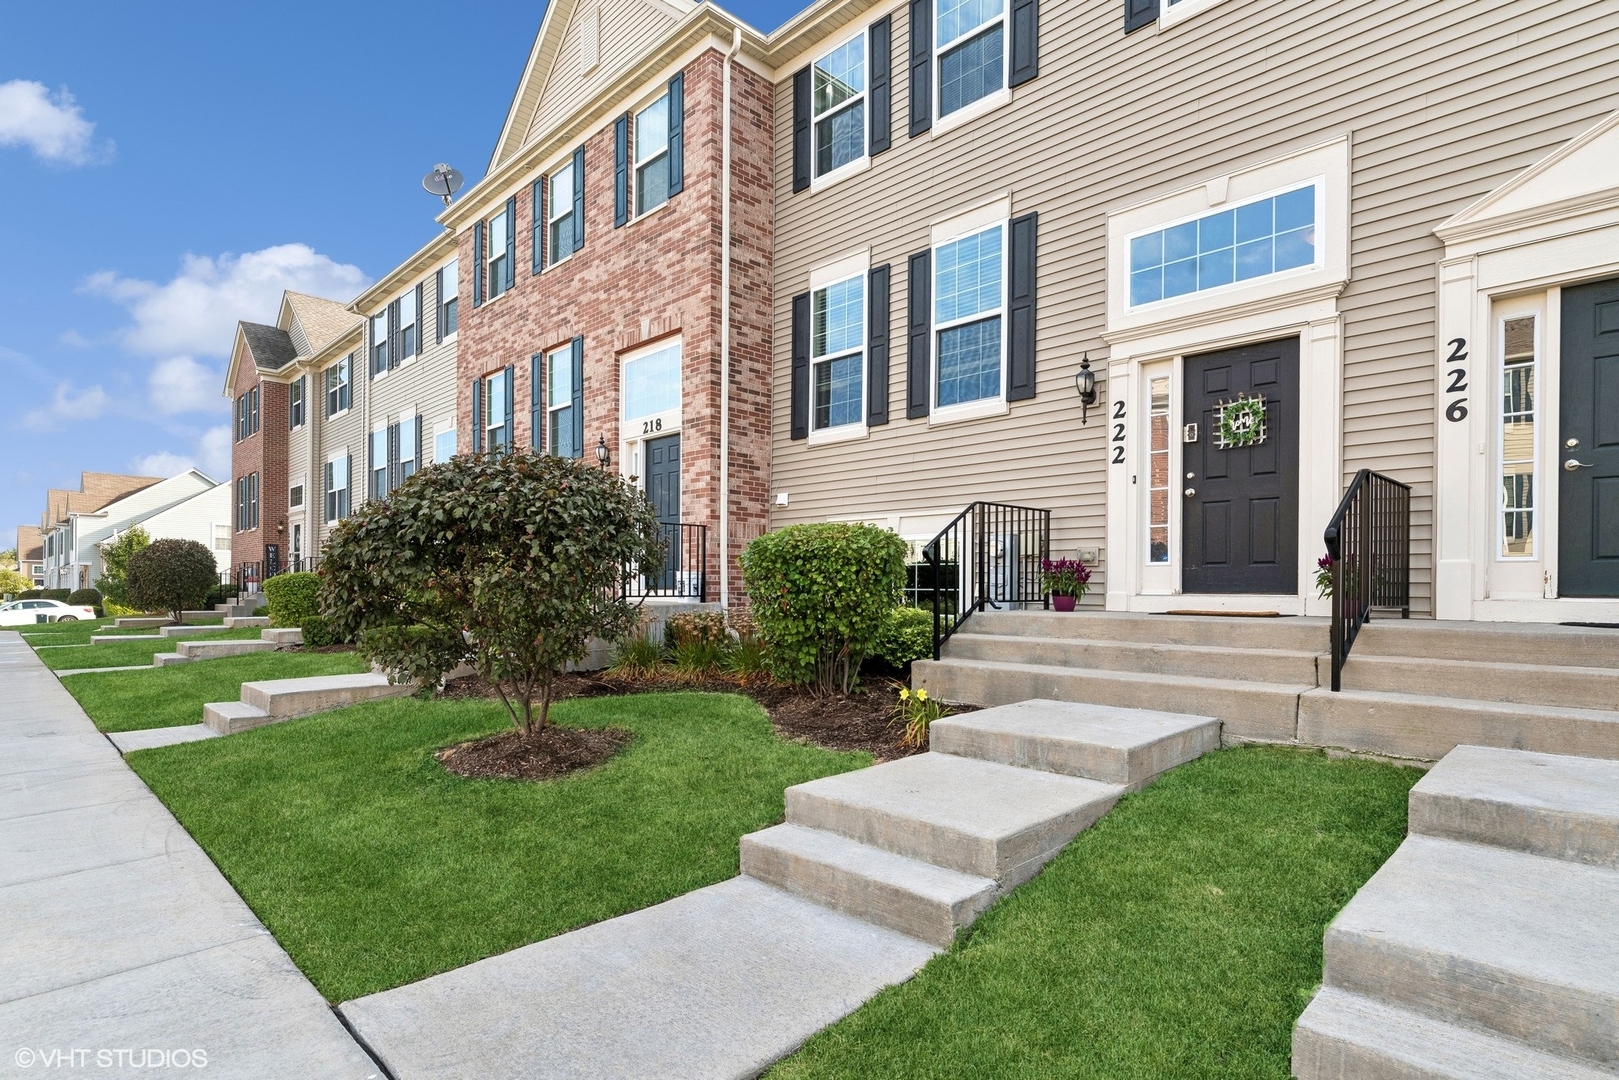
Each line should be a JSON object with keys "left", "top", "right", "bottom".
{"left": 1041, "top": 557, "right": 1092, "bottom": 599}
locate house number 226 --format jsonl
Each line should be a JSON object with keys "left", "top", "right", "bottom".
{"left": 1110, "top": 401, "right": 1126, "bottom": 464}
{"left": 1444, "top": 338, "right": 1468, "bottom": 422}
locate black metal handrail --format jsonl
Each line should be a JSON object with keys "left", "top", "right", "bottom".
{"left": 624, "top": 522, "right": 709, "bottom": 602}
{"left": 925, "top": 502, "right": 1052, "bottom": 660}
{"left": 1324, "top": 469, "right": 1411, "bottom": 691}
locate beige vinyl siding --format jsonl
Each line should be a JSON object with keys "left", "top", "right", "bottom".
{"left": 525, "top": 0, "right": 683, "bottom": 146}
{"left": 768, "top": 0, "right": 1619, "bottom": 615}
{"left": 313, "top": 350, "right": 364, "bottom": 553}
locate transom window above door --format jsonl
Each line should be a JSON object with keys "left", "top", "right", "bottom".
{"left": 812, "top": 274, "right": 865, "bottom": 431}
{"left": 814, "top": 33, "right": 866, "bottom": 178}
{"left": 935, "top": 223, "right": 1005, "bottom": 409}
{"left": 1129, "top": 185, "right": 1317, "bottom": 307}
{"left": 623, "top": 341, "right": 681, "bottom": 428}
{"left": 937, "top": 0, "right": 1005, "bottom": 118}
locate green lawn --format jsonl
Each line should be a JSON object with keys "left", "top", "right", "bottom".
{"left": 39, "top": 627, "right": 265, "bottom": 670}
{"left": 769, "top": 746, "right": 1418, "bottom": 1080}
{"left": 127, "top": 691, "right": 866, "bottom": 1002}
{"left": 15, "top": 618, "right": 114, "bottom": 644}
{"left": 63, "top": 651, "right": 371, "bottom": 731}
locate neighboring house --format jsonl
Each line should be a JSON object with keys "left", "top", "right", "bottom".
{"left": 126, "top": 481, "right": 234, "bottom": 575}
{"left": 41, "top": 470, "right": 221, "bottom": 592}
{"left": 15, "top": 525, "right": 44, "bottom": 587}
{"left": 37, "top": 473, "right": 165, "bottom": 591}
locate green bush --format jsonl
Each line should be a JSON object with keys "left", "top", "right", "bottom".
{"left": 67, "top": 588, "right": 102, "bottom": 607}
{"left": 264, "top": 572, "right": 321, "bottom": 628}
{"left": 300, "top": 615, "right": 339, "bottom": 648}
{"left": 22, "top": 589, "right": 71, "bottom": 601}
{"left": 205, "top": 582, "right": 241, "bottom": 608}
{"left": 873, "top": 605, "right": 935, "bottom": 667}
{"left": 125, "top": 539, "right": 219, "bottom": 622}
{"left": 610, "top": 632, "right": 665, "bottom": 678}
{"left": 740, "top": 523, "right": 908, "bottom": 694}
{"left": 664, "top": 611, "right": 728, "bottom": 650}
{"left": 96, "top": 526, "right": 149, "bottom": 605}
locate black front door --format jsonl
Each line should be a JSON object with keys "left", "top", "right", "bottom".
{"left": 1182, "top": 337, "right": 1300, "bottom": 594}
{"left": 645, "top": 433, "right": 681, "bottom": 589}
{"left": 1559, "top": 276, "right": 1619, "bottom": 597}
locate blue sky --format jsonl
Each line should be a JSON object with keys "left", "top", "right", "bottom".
{"left": 0, "top": 0, "right": 796, "bottom": 552}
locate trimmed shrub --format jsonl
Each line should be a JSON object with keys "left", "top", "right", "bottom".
{"left": 300, "top": 615, "right": 339, "bottom": 648}
{"left": 873, "top": 605, "right": 935, "bottom": 667}
{"left": 22, "top": 589, "right": 71, "bottom": 601}
{"left": 264, "top": 572, "right": 321, "bottom": 628}
{"left": 664, "top": 611, "right": 728, "bottom": 650}
{"left": 740, "top": 523, "right": 908, "bottom": 694}
{"left": 125, "top": 539, "right": 218, "bottom": 623}
{"left": 67, "top": 588, "right": 102, "bottom": 607}
{"left": 96, "top": 526, "right": 149, "bottom": 605}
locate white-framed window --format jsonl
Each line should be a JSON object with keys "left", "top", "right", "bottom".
{"left": 324, "top": 452, "right": 350, "bottom": 523}
{"left": 813, "top": 31, "right": 866, "bottom": 180}
{"left": 398, "top": 289, "right": 418, "bottom": 361}
{"left": 622, "top": 339, "right": 681, "bottom": 439}
{"left": 289, "top": 480, "right": 305, "bottom": 510}
{"left": 634, "top": 93, "right": 671, "bottom": 216}
{"left": 548, "top": 346, "right": 579, "bottom": 457}
{"left": 933, "top": 220, "right": 1006, "bottom": 412}
{"left": 438, "top": 259, "right": 459, "bottom": 338}
{"left": 325, "top": 356, "right": 351, "bottom": 416}
{"left": 487, "top": 205, "right": 511, "bottom": 300}
{"left": 1128, "top": 184, "right": 1318, "bottom": 308}
{"left": 213, "top": 523, "right": 232, "bottom": 551}
{"left": 289, "top": 376, "right": 306, "bottom": 430}
{"left": 549, "top": 165, "right": 576, "bottom": 265}
{"left": 1159, "top": 0, "right": 1234, "bottom": 27}
{"left": 1498, "top": 313, "right": 1538, "bottom": 560}
{"left": 433, "top": 421, "right": 456, "bottom": 463}
{"left": 485, "top": 372, "right": 509, "bottom": 451}
{"left": 811, "top": 273, "right": 866, "bottom": 433}
{"left": 370, "top": 312, "right": 389, "bottom": 375}
{"left": 370, "top": 427, "right": 388, "bottom": 500}
{"left": 936, "top": 0, "right": 1006, "bottom": 120}
{"left": 399, "top": 410, "right": 418, "bottom": 482}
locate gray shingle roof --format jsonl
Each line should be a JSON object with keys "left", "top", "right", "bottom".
{"left": 239, "top": 322, "right": 298, "bottom": 371}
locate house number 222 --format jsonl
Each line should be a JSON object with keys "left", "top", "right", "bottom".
{"left": 1110, "top": 401, "right": 1126, "bottom": 464}
{"left": 1444, "top": 338, "right": 1468, "bottom": 422}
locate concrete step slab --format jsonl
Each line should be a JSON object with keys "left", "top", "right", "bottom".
{"left": 261, "top": 627, "right": 303, "bottom": 646}
{"left": 178, "top": 610, "right": 223, "bottom": 624}
{"left": 157, "top": 624, "right": 230, "bottom": 639}
{"left": 741, "top": 823, "right": 998, "bottom": 948}
{"left": 202, "top": 700, "right": 273, "bottom": 736}
{"left": 1410, "top": 745, "right": 1619, "bottom": 869}
{"left": 90, "top": 633, "right": 162, "bottom": 644}
{"left": 106, "top": 724, "right": 220, "bottom": 754}
{"left": 785, "top": 751, "right": 1124, "bottom": 886}
{"left": 945, "top": 631, "right": 1322, "bottom": 685}
{"left": 150, "top": 652, "right": 192, "bottom": 667}
{"left": 915, "top": 657, "right": 1306, "bottom": 744}
{"left": 1323, "top": 835, "right": 1619, "bottom": 1063}
{"left": 1298, "top": 687, "right": 1619, "bottom": 763}
{"left": 222, "top": 615, "right": 270, "bottom": 629}
{"left": 240, "top": 672, "right": 412, "bottom": 719}
{"left": 1354, "top": 619, "right": 1619, "bottom": 669}
{"left": 928, "top": 698, "right": 1219, "bottom": 786}
{"left": 1293, "top": 987, "right": 1615, "bottom": 1080}
{"left": 964, "top": 608, "right": 1331, "bottom": 652}
{"left": 175, "top": 639, "right": 277, "bottom": 660}
{"left": 1344, "top": 654, "right": 1619, "bottom": 712}
{"left": 112, "top": 617, "right": 167, "bottom": 630}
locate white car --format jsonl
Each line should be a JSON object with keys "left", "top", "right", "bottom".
{"left": 0, "top": 599, "right": 98, "bottom": 626}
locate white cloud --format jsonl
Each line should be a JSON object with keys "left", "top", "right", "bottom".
{"left": 0, "top": 80, "right": 110, "bottom": 166}
{"left": 129, "top": 425, "right": 232, "bottom": 484}
{"left": 128, "top": 451, "right": 194, "bottom": 478}
{"left": 148, "top": 356, "right": 221, "bottom": 415}
{"left": 84, "top": 244, "right": 371, "bottom": 358}
{"left": 22, "top": 381, "right": 110, "bottom": 432}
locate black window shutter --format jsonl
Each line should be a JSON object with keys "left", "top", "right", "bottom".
{"left": 388, "top": 299, "right": 400, "bottom": 370}
{"left": 530, "top": 353, "right": 544, "bottom": 450}
{"left": 345, "top": 455, "right": 352, "bottom": 516}
{"left": 502, "top": 365, "right": 515, "bottom": 449}
{"left": 472, "top": 223, "right": 485, "bottom": 306}
{"left": 1007, "top": 211, "right": 1038, "bottom": 401}
{"left": 434, "top": 267, "right": 443, "bottom": 343}
{"left": 1010, "top": 0, "right": 1039, "bottom": 86}
{"left": 413, "top": 283, "right": 424, "bottom": 358}
{"left": 870, "top": 17, "right": 892, "bottom": 155}
{"left": 614, "top": 114, "right": 629, "bottom": 227}
{"left": 503, "top": 197, "right": 517, "bottom": 293}
{"left": 667, "top": 73, "right": 684, "bottom": 197}
{"left": 388, "top": 423, "right": 400, "bottom": 492}
{"left": 572, "top": 146, "right": 585, "bottom": 252}
{"left": 1125, "top": 0, "right": 1157, "bottom": 33}
{"left": 471, "top": 377, "right": 483, "bottom": 452}
{"left": 533, "top": 177, "right": 546, "bottom": 273}
{"left": 909, "top": 0, "right": 932, "bottom": 136}
{"left": 415, "top": 415, "right": 424, "bottom": 469}
{"left": 790, "top": 291, "right": 810, "bottom": 440}
{"left": 867, "top": 264, "right": 891, "bottom": 425}
{"left": 792, "top": 67, "right": 811, "bottom": 192}
{"left": 906, "top": 250, "right": 931, "bottom": 418}
{"left": 570, "top": 336, "right": 584, "bottom": 458}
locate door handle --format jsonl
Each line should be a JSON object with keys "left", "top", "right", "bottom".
{"left": 1565, "top": 459, "right": 1595, "bottom": 471}
{"left": 1184, "top": 487, "right": 1197, "bottom": 498}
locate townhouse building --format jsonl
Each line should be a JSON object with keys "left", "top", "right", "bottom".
{"left": 30, "top": 472, "right": 161, "bottom": 591}
{"left": 40, "top": 470, "right": 225, "bottom": 591}
{"left": 15, "top": 525, "right": 44, "bottom": 588}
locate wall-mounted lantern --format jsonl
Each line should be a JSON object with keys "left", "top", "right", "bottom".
{"left": 595, "top": 434, "right": 611, "bottom": 469}
{"left": 1075, "top": 353, "right": 1098, "bottom": 424}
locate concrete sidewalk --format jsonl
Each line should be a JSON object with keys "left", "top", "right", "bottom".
{"left": 0, "top": 632, "right": 381, "bottom": 1079}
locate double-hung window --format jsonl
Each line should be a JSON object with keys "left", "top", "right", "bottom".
{"left": 437, "top": 259, "right": 458, "bottom": 338}
{"left": 398, "top": 289, "right": 418, "bottom": 360}
{"left": 289, "top": 481, "right": 304, "bottom": 511}
{"left": 399, "top": 413, "right": 418, "bottom": 482}
{"left": 936, "top": 0, "right": 1005, "bottom": 119}
{"left": 433, "top": 421, "right": 456, "bottom": 463}
{"left": 547, "top": 346, "right": 578, "bottom": 458}
{"left": 487, "top": 205, "right": 511, "bottom": 300}
{"left": 811, "top": 275, "right": 865, "bottom": 432}
{"left": 325, "top": 356, "right": 351, "bottom": 416}
{"left": 485, "top": 372, "right": 509, "bottom": 452}
{"left": 370, "top": 428, "right": 388, "bottom": 500}
{"left": 934, "top": 223, "right": 1005, "bottom": 410}
{"left": 289, "top": 376, "right": 306, "bottom": 429}
{"left": 549, "top": 165, "right": 576, "bottom": 264}
{"left": 1128, "top": 184, "right": 1317, "bottom": 307}
{"left": 235, "top": 387, "right": 261, "bottom": 441}
{"left": 235, "top": 473, "right": 259, "bottom": 531}
{"left": 813, "top": 34, "right": 866, "bottom": 179}
{"left": 324, "top": 454, "right": 350, "bottom": 522}
{"left": 634, "top": 94, "right": 671, "bottom": 216}
{"left": 370, "top": 312, "right": 389, "bottom": 375}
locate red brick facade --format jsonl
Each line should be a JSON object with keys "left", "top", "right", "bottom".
{"left": 455, "top": 50, "right": 775, "bottom": 606}
{"left": 227, "top": 349, "right": 290, "bottom": 585}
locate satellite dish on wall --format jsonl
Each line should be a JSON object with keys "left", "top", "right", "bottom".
{"left": 422, "top": 164, "right": 464, "bottom": 206}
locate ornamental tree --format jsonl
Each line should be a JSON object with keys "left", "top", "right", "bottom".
{"left": 321, "top": 450, "right": 663, "bottom": 736}
{"left": 96, "top": 525, "right": 150, "bottom": 605}
{"left": 125, "top": 538, "right": 219, "bottom": 623}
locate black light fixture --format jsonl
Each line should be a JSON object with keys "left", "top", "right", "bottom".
{"left": 595, "top": 434, "right": 611, "bottom": 469}
{"left": 1075, "top": 352, "right": 1098, "bottom": 424}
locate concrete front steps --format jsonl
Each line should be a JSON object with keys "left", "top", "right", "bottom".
{"left": 1292, "top": 745, "right": 1619, "bottom": 1079}
{"left": 916, "top": 609, "right": 1619, "bottom": 763}
{"left": 742, "top": 699, "right": 1219, "bottom": 948}
{"left": 203, "top": 672, "right": 413, "bottom": 734}
{"left": 151, "top": 626, "right": 302, "bottom": 667}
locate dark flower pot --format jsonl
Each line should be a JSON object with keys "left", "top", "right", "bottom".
{"left": 1052, "top": 594, "right": 1077, "bottom": 612}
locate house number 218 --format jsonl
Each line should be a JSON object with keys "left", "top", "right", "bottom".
{"left": 641, "top": 418, "right": 664, "bottom": 435}
{"left": 1110, "top": 401, "right": 1126, "bottom": 464}
{"left": 1444, "top": 338, "right": 1468, "bottom": 422}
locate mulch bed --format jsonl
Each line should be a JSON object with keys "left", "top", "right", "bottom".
{"left": 439, "top": 667, "right": 958, "bottom": 764}
{"left": 437, "top": 725, "right": 634, "bottom": 781}
{"left": 301, "top": 643, "right": 357, "bottom": 654}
